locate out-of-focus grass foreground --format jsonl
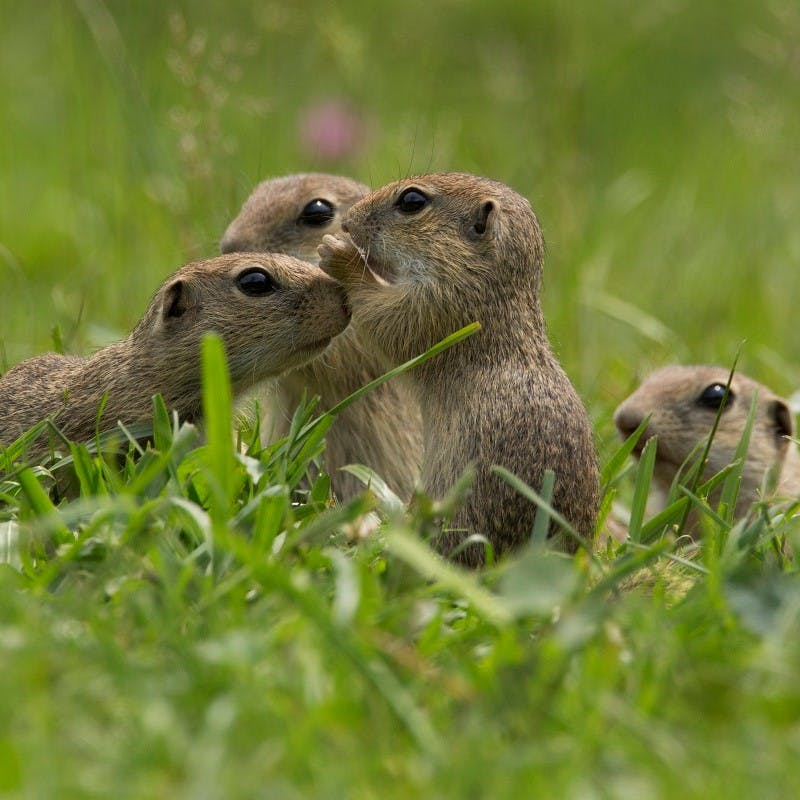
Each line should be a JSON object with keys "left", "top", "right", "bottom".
{"left": 2, "top": 1, "right": 800, "bottom": 797}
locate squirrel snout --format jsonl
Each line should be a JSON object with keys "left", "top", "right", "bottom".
{"left": 614, "top": 406, "right": 645, "bottom": 439}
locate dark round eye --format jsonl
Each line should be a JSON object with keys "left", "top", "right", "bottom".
{"left": 395, "top": 188, "right": 429, "bottom": 214}
{"left": 298, "top": 198, "right": 335, "bottom": 227}
{"left": 236, "top": 267, "right": 277, "bottom": 296}
{"left": 696, "top": 382, "right": 734, "bottom": 411}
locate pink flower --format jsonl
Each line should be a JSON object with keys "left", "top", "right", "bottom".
{"left": 298, "top": 99, "right": 366, "bottom": 161}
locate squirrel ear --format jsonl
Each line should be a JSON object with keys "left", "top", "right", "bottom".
{"left": 469, "top": 200, "right": 495, "bottom": 239}
{"left": 769, "top": 398, "right": 794, "bottom": 439}
{"left": 163, "top": 279, "right": 190, "bottom": 319}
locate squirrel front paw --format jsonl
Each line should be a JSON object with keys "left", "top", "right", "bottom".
{"left": 318, "top": 233, "right": 364, "bottom": 284}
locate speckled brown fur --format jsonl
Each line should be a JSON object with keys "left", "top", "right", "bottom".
{"left": 614, "top": 365, "right": 800, "bottom": 517}
{"left": 0, "top": 253, "right": 350, "bottom": 457}
{"left": 222, "top": 173, "right": 422, "bottom": 501}
{"left": 319, "top": 172, "right": 600, "bottom": 564}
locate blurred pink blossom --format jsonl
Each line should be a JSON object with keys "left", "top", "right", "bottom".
{"left": 298, "top": 99, "right": 367, "bottom": 161}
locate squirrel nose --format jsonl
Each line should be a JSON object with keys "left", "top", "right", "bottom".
{"left": 341, "top": 221, "right": 349, "bottom": 233}
{"left": 614, "top": 406, "right": 644, "bottom": 439}
{"left": 220, "top": 235, "right": 245, "bottom": 254}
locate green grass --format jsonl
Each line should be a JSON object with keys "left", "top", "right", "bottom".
{"left": 2, "top": 1, "right": 800, "bottom": 796}
{"left": 1, "top": 333, "right": 799, "bottom": 798}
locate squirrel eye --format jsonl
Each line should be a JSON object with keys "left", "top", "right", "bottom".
{"left": 236, "top": 267, "right": 277, "bottom": 296}
{"left": 696, "top": 382, "right": 733, "bottom": 411}
{"left": 395, "top": 188, "right": 429, "bottom": 214}
{"left": 298, "top": 198, "right": 335, "bottom": 227}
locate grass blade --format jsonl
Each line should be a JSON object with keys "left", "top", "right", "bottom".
{"left": 530, "top": 468, "right": 555, "bottom": 546}
{"left": 302, "top": 323, "right": 480, "bottom": 436}
{"left": 676, "top": 354, "right": 740, "bottom": 536}
{"left": 200, "top": 334, "right": 235, "bottom": 523}
{"left": 600, "top": 414, "right": 651, "bottom": 488}
{"left": 628, "top": 435, "right": 658, "bottom": 543}
{"left": 17, "top": 467, "right": 71, "bottom": 541}
{"left": 342, "top": 464, "right": 405, "bottom": 515}
{"left": 385, "top": 527, "right": 513, "bottom": 627}
{"left": 492, "top": 466, "right": 596, "bottom": 560}
{"left": 718, "top": 392, "right": 758, "bottom": 523}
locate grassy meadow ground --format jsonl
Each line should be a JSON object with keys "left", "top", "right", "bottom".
{"left": 2, "top": 0, "right": 800, "bottom": 796}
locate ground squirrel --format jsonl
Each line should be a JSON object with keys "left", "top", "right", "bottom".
{"left": 614, "top": 365, "right": 800, "bottom": 517}
{"left": 222, "top": 173, "right": 423, "bottom": 501}
{"left": 0, "top": 253, "right": 350, "bottom": 456}
{"left": 318, "top": 172, "right": 600, "bottom": 564}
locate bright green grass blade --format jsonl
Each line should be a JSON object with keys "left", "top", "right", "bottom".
{"left": 628, "top": 436, "right": 658, "bottom": 543}
{"left": 163, "top": 496, "right": 213, "bottom": 560}
{"left": 638, "top": 462, "right": 739, "bottom": 545}
{"left": 0, "top": 419, "right": 50, "bottom": 472}
{"left": 696, "top": 462, "right": 738, "bottom": 498}
{"left": 600, "top": 414, "right": 651, "bottom": 488}
{"left": 718, "top": 392, "right": 758, "bottom": 523}
{"left": 680, "top": 485, "right": 730, "bottom": 531}
{"left": 308, "top": 470, "right": 331, "bottom": 505}
{"left": 275, "top": 323, "right": 480, "bottom": 494}
{"left": 732, "top": 513, "right": 776, "bottom": 555}
{"left": 595, "top": 483, "right": 617, "bottom": 543}
{"left": 200, "top": 334, "right": 235, "bottom": 521}
{"left": 676, "top": 355, "right": 740, "bottom": 536}
{"left": 17, "top": 467, "right": 70, "bottom": 541}
{"left": 68, "top": 442, "right": 107, "bottom": 498}
{"left": 17, "top": 468, "right": 58, "bottom": 517}
{"left": 151, "top": 393, "right": 174, "bottom": 453}
{"left": 286, "top": 392, "right": 319, "bottom": 442}
{"left": 302, "top": 322, "right": 480, "bottom": 434}
{"left": 124, "top": 450, "right": 175, "bottom": 498}
{"left": 251, "top": 489, "right": 290, "bottom": 554}
{"left": 284, "top": 416, "right": 335, "bottom": 489}
{"left": 640, "top": 496, "right": 690, "bottom": 543}
{"left": 45, "top": 421, "right": 157, "bottom": 482}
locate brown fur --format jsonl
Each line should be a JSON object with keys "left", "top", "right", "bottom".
{"left": 318, "top": 172, "right": 600, "bottom": 564}
{"left": 222, "top": 173, "right": 422, "bottom": 501}
{"left": 614, "top": 365, "right": 800, "bottom": 518}
{"left": 0, "top": 253, "right": 350, "bottom": 456}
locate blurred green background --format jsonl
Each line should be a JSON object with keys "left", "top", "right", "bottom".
{"left": 2, "top": 0, "right": 799, "bottom": 456}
